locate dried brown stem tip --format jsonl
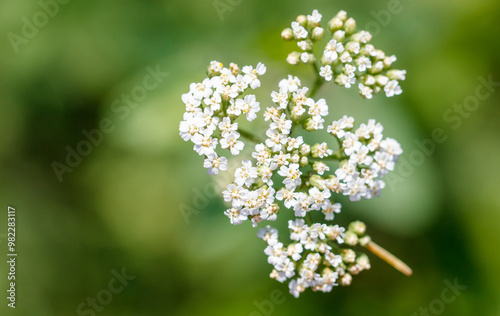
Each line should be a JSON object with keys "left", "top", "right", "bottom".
{"left": 365, "top": 241, "right": 413, "bottom": 277}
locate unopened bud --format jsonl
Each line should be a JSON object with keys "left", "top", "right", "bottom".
{"left": 349, "top": 221, "right": 366, "bottom": 235}
{"left": 281, "top": 28, "right": 294, "bottom": 41}
{"left": 344, "top": 18, "right": 356, "bottom": 34}
{"left": 311, "top": 27, "right": 324, "bottom": 41}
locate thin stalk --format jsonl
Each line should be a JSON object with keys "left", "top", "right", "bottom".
{"left": 238, "top": 128, "right": 264, "bottom": 144}
{"left": 308, "top": 62, "right": 325, "bottom": 99}
{"left": 365, "top": 241, "right": 413, "bottom": 277}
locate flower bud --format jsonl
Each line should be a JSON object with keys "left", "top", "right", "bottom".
{"left": 297, "top": 39, "right": 313, "bottom": 51}
{"left": 299, "top": 156, "right": 309, "bottom": 167}
{"left": 310, "top": 143, "right": 322, "bottom": 157}
{"left": 311, "top": 27, "right": 324, "bottom": 41}
{"left": 340, "top": 273, "right": 352, "bottom": 286}
{"left": 344, "top": 231, "right": 359, "bottom": 246}
{"left": 375, "top": 75, "right": 389, "bottom": 86}
{"left": 364, "top": 75, "right": 376, "bottom": 85}
{"left": 332, "top": 30, "right": 345, "bottom": 41}
{"left": 304, "top": 117, "right": 319, "bottom": 131}
{"left": 369, "top": 61, "right": 384, "bottom": 74}
{"left": 229, "top": 62, "right": 240, "bottom": 75}
{"left": 290, "top": 153, "right": 300, "bottom": 163}
{"left": 348, "top": 264, "right": 362, "bottom": 275}
{"left": 328, "top": 17, "right": 343, "bottom": 32}
{"left": 309, "top": 174, "right": 325, "bottom": 189}
{"left": 286, "top": 52, "right": 301, "bottom": 65}
{"left": 358, "top": 235, "right": 371, "bottom": 247}
{"left": 356, "top": 254, "right": 371, "bottom": 270}
{"left": 386, "top": 69, "right": 406, "bottom": 81}
{"left": 299, "top": 144, "right": 311, "bottom": 156}
{"left": 344, "top": 18, "right": 356, "bottom": 34}
{"left": 375, "top": 49, "right": 386, "bottom": 60}
{"left": 349, "top": 221, "right": 366, "bottom": 235}
{"left": 342, "top": 249, "right": 356, "bottom": 263}
{"left": 281, "top": 28, "right": 293, "bottom": 41}
{"left": 336, "top": 10, "right": 348, "bottom": 21}
{"left": 296, "top": 15, "right": 307, "bottom": 26}
{"left": 300, "top": 52, "right": 316, "bottom": 64}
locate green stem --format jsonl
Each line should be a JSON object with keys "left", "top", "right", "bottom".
{"left": 238, "top": 128, "right": 264, "bottom": 144}
{"left": 308, "top": 63, "right": 325, "bottom": 99}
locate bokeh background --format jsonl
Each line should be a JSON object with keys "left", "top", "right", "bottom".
{"left": 1, "top": 0, "right": 499, "bottom": 315}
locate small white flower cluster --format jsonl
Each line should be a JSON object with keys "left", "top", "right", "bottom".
{"left": 180, "top": 8, "right": 408, "bottom": 298}
{"left": 222, "top": 76, "right": 344, "bottom": 227}
{"left": 282, "top": 10, "right": 406, "bottom": 99}
{"left": 222, "top": 76, "right": 402, "bottom": 227}
{"left": 326, "top": 117, "right": 403, "bottom": 201}
{"left": 258, "top": 220, "right": 372, "bottom": 297}
{"left": 179, "top": 61, "right": 266, "bottom": 175}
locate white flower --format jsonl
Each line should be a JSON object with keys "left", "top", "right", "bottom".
{"left": 257, "top": 225, "right": 279, "bottom": 246}
{"left": 384, "top": 80, "right": 403, "bottom": 97}
{"left": 306, "top": 98, "right": 329, "bottom": 118}
{"left": 291, "top": 21, "right": 308, "bottom": 39}
{"left": 343, "top": 132, "right": 362, "bottom": 156}
{"left": 191, "top": 129, "right": 218, "bottom": 156}
{"left": 236, "top": 94, "right": 260, "bottom": 121}
{"left": 300, "top": 52, "right": 315, "bottom": 63}
{"left": 279, "top": 75, "right": 301, "bottom": 93}
{"left": 286, "top": 136, "right": 304, "bottom": 151}
{"left": 313, "top": 161, "right": 329, "bottom": 175}
{"left": 356, "top": 57, "right": 371, "bottom": 72}
{"left": 324, "top": 39, "right": 344, "bottom": 62}
{"left": 358, "top": 30, "right": 372, "bottom": 43}
{"left": 189, "top": 78, "right": 213, "bottom": 100}
{"left": 293, "top": 192, "right": 311, "bottom": 217}
{"left": 343, "top": 176, "right": 367, "bottom": 201}
{"left": 327, "top": 120, "right": 345, "bottom": 139}
{"left": 242, "top": 63, "right": 266, "bottom": 89}
{"left": 277, "top": 188, "right": 297, "bottom": 209}
{"left": 307, "top": 9, "right": 322, "bottom": 23}
{"left": 287, "top": 243, "right": 303, "bottom": 261}
{"left": 358, "top": 83, "right": 373, "bottom": 99}
{"left": 315, "top": 142, "right": 333, "bottom": 158}
{"left": 380, "top": 137, "right": 403, "bottom": 157}
{"left": 319, "top": 65, "right": 333, "bottom": 81}
{"left": 337, "top": 73, "right": 356, "bottom": 88}
{"left": 278, "top": 163, "right": 302, "bottom": 190}
{"left": 203, "top": 93, "right": 222, "bottom": 111}
{"left": 220, "top": 132, "right": 244, "bottom": 155}
{"left": 322, "top": 202, "right": 341, "bottom": 221}
{"left": 218, "top": 117, "right": 238, "bottom": 136}
{"left": 270, "top": 114, "right": 292, "bottom": 135}
{"left": 226, "top": 99, "right": 241, "bottom": 117}
{"left": 224, "top": 207, "right": 247, "bottom": 225}
{"left": 223, "top": 184, "right": 248, "bottom": 208}
{"left": 265, "top": 128, "right": 287, "bottom": 152}
{"left": 179, "top": 114, "right": 204, "bottom": 141}
{"left": 308, "top": 187, "right": 331, "bottom": 211}
{"left": 234, "top": 160, "right": 258, "bottom": 187}
{"left": 271, "top": 88, "right": 289, "bottom": 109}
{"left": 339, "top": 51, "right": 353, "bottom": 63}
{"left": 203, "top": 154, "right": 228, "bottom": 175}
{"left": 252, "top": 143, "right": 272, "bottom": 166}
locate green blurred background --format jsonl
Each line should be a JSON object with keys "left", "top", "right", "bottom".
{"left": 0, "top": 0, "right": 499, "bottom": 315}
